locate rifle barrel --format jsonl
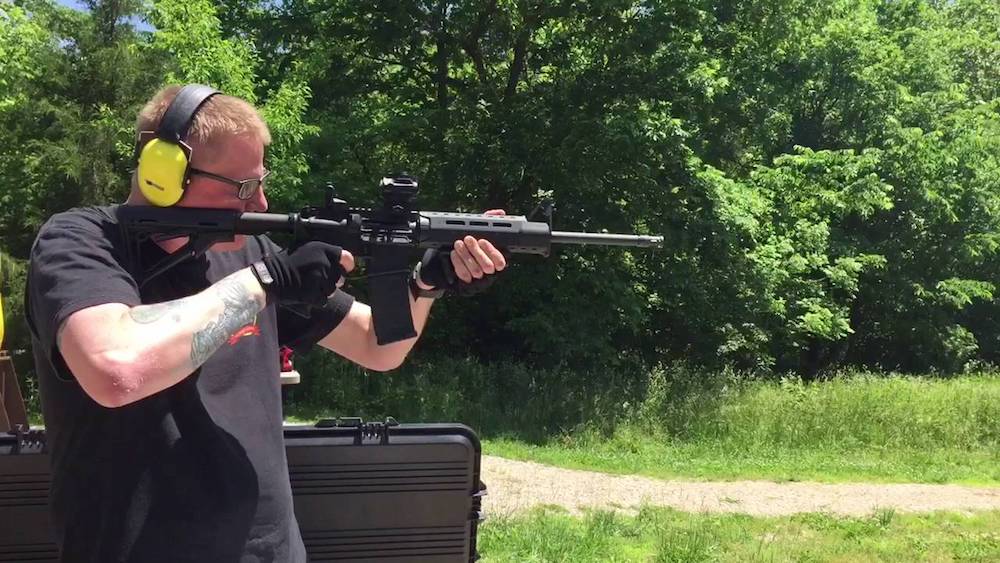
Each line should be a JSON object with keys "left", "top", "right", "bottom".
{"left": 550, "top": 231, "right": 664, "bottom": 248}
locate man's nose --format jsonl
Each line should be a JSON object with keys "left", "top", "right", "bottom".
{"left": 247, "top": 186, "right": 268, "bottom": 212}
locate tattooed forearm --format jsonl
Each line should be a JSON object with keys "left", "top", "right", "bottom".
{"left": 98, "top": 267, "right": 266, "bottom": 407}
{"left": 190, "top": 277, "right": 262, "bottom": 366}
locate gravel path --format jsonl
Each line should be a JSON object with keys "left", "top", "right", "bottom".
{"left": 480, "top": 456, "right": 1000, "bottom": 517}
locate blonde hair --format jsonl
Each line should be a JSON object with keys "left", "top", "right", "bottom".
{"left": 135, "top": 85, "right": 272, "bottom": 148}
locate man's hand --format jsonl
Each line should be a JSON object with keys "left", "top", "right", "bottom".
{"left": 415, "top": 209, "right": 508, "bottom": 294}
{"left": 257, "top": 241, "right": 355, "bottom": 306}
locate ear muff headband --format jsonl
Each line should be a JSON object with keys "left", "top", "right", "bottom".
{"left": 137, "top": 84, "right": 221, "bottom": 207}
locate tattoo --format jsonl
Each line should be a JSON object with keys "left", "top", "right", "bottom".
{"left": 190, "top": 278, "right": 260, "bottom": 366}
{"left": 128, "top": 300, "right": 187, "bottom": 324}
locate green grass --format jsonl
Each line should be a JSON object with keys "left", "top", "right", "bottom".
{"left": 482, "top": 438, "right": 1000, "bottom": 485}
{"left": 481, "top": 373, "right": 1000, "bottom": 485}
{"left": 287, "top": 372, "right": 1000, "bottom": 484}
{"left": 479, "top": 506, "right": 1000, "bottom": 562}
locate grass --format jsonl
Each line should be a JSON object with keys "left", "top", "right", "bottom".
{"left": 478, "top": 506, "right": 1000, "bottom": 562}
{"left": 289, "top": 371, "right": 1000, "bottom": 485}
{"left": 479, "top": 371, "right": 1000, "bottom": 485}
{"left": 482, "top": 438, "right": 1000, "bottom": 485}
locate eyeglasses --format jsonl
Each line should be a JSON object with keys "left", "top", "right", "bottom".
{"left": 188, "top": 167, "right": 271, "bottom": 200}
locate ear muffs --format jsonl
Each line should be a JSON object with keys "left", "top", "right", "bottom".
{"left": 137, "top": 137, "right": 192, "bottom": 207}
{"left": 136, "top": 84, "right": 220, "bottom": 207}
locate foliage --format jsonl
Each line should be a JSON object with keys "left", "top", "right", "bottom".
{"left": 2, "top": 0, "right": 1000, "bottom": 409}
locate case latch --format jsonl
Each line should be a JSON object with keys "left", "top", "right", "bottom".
{"left": 317, "top": 416, "right": 400, "bottom": 445}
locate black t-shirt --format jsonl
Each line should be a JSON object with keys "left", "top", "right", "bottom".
{"left": 25, "top": 205, "right": 354, "bottom": 563}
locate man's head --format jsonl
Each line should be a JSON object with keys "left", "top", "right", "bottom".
{"left": 131, "top": 85, "right": 271, "bottom": 251}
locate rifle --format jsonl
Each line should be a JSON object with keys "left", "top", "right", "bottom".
{"left": 119, "top": 175, "right": 664, "bottom": 344}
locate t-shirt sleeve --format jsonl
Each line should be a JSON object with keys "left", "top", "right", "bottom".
{"left": 26, "top": 211, "right": 142, "bottom": 371}
{"left": 276, "top": 291, "right": 355, "bottom": 352}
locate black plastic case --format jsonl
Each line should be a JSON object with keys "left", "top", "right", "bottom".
{"left": 287, "top": 418, "right": 485, "bottom": 562}
{"left": 0, "top": 420, "right": 485, "bottom": 563}
{"left": 0, "top": 428, "right": 54, "bottom": 562}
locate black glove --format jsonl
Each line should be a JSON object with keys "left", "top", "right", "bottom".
{"left": 256, "top": 241, "right": 345, "bottom": 306}
{"left": 415, "top": 248, "right": 498, "bottom": 297}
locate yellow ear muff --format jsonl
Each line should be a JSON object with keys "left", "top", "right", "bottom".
{"left": 137, "top": 138, "right": 190, "bottom": 207}
{"left": 134, "top": 84, "right": 220, "bottom": 206}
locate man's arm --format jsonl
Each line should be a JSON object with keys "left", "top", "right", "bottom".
{"left": 58, "top": 268, "right": 266, "bottom": 408}
{"left": 318, "top": 233, "right": 507, "bottom": 371}
{"left": 317, "top": 293, "right": 433, "bottom": 372}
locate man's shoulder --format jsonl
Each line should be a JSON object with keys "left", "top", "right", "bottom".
{"left": 31, "top": 205, "right": 130, "bottom": 263}
{"left": 39, "top": 204, "right": 122, "bottom": 233}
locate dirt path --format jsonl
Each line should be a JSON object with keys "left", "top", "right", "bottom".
{"left": 480, "top": 456, "right": 1000, "bottom": 517}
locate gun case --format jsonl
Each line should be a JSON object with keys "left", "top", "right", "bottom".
{"left": 286, "top": 418, "right": 485, "bottom": 562}
{"left": 0, "top": 427, "right": 54, "bottom": 562}
{"left": 0, "top": 419, "right": 485, "bottom": 563}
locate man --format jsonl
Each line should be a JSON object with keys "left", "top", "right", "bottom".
{"left": 25, "top": 85, "right": 505, "bottom": 562}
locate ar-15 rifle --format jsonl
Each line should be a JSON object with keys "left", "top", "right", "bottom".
{"left": 119, "top": 175, "right": 664, "bottom": 345}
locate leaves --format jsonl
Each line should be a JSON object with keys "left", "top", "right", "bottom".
{"left": 2, "top": 0, "right": 1000, "bottom": 378}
